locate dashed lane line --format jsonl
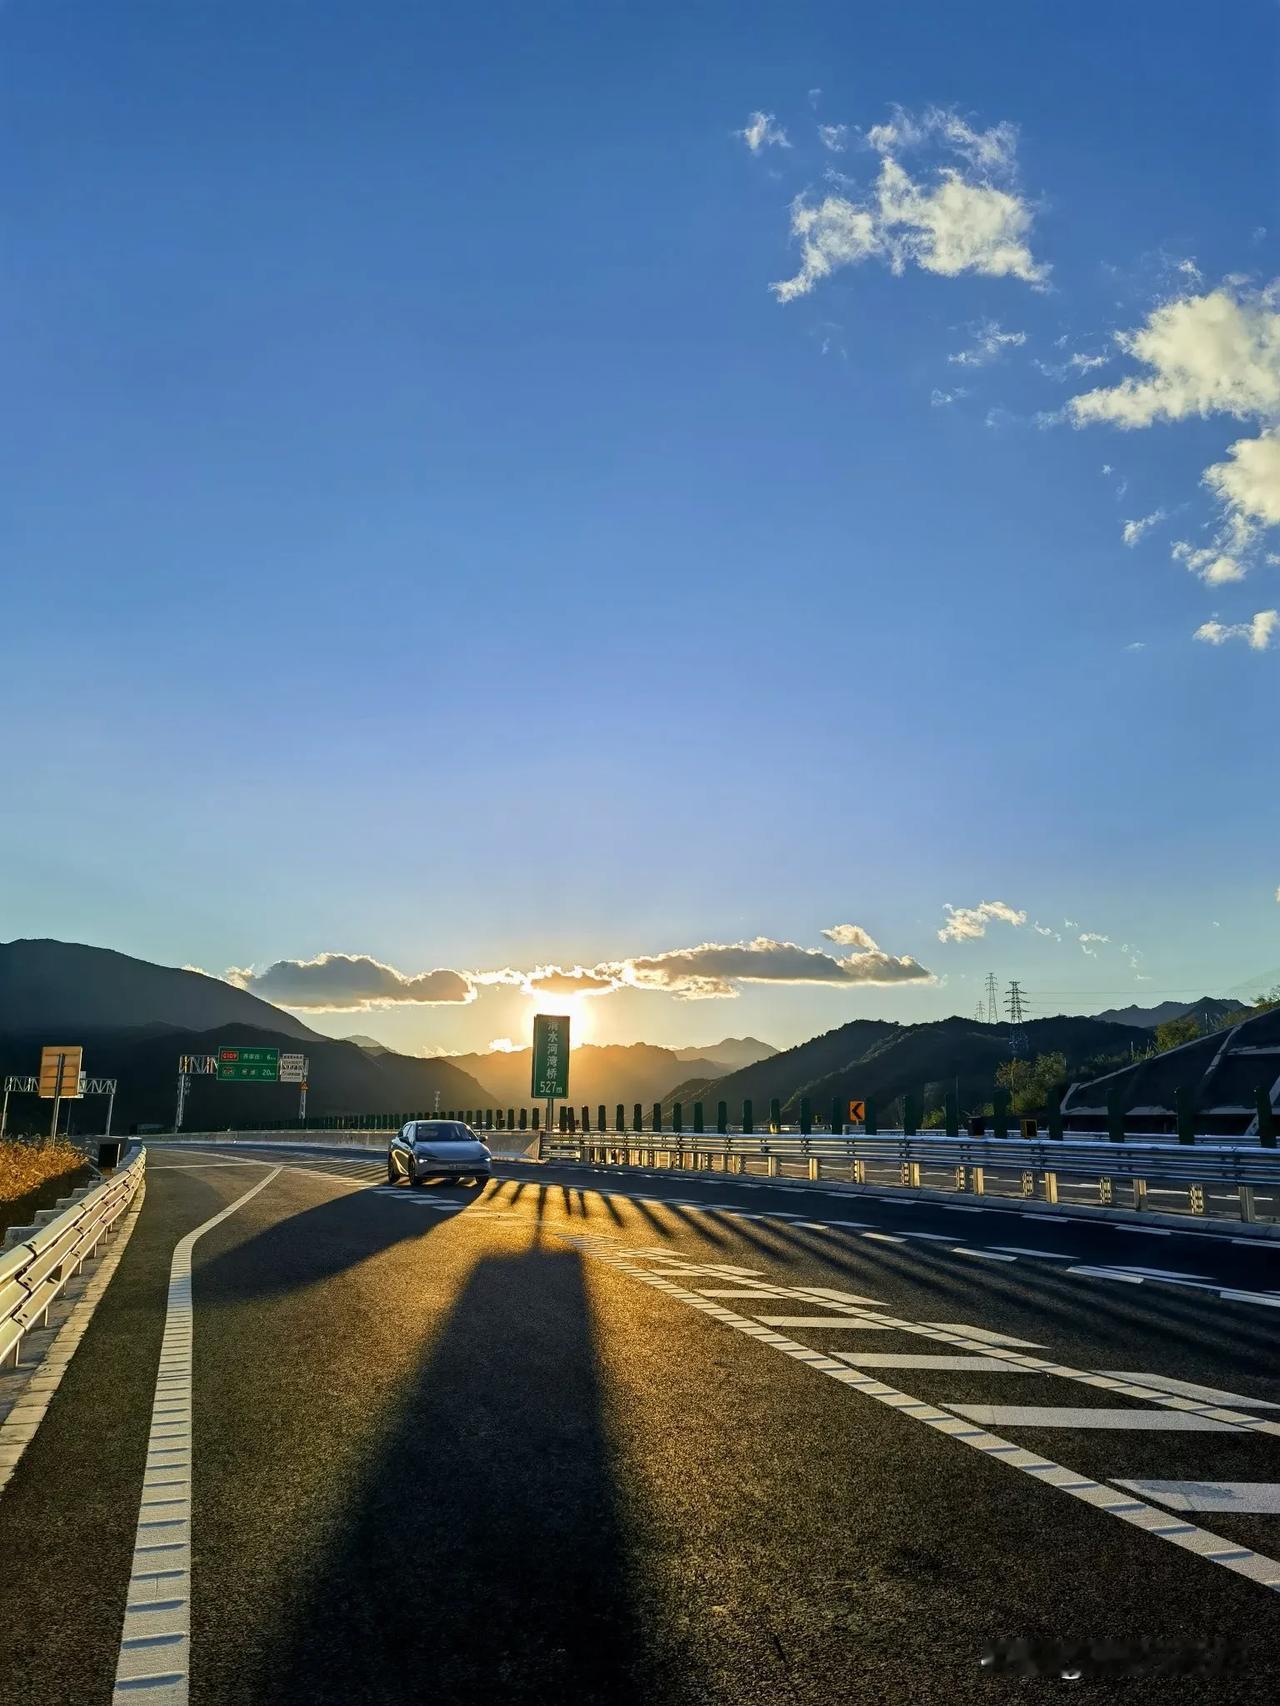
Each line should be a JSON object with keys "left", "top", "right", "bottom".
{"left": 112, "top": 1168, "right": 282, "bottom": 1706}
{"left": 563, "top": 1234, "right": 1280, "bottom": 1594}
{"left": 945, "top": 1406, "right": 1247, "bottom": 1432}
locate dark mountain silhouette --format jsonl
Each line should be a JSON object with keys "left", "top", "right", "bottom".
{"left": 0, "top": 1022, "right": 495, "bottom": 1136}
{"left": 1, "top": 938, "right": 320, "bottom": 1042}
{"left": 671, "top": 1037, "right": 777, "bottom": 1068}
{"left": 1093, "top": 996, "right": 1241, "bottom": 1030}
{"left": 668, "top": 1013, "right": 1153, "bottom": 1121}
{"left": 447, "top": 1041, "right": 728, "bottom": 1113}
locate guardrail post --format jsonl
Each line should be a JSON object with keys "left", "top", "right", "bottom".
{"left": 693, "top": 1101, "right": 704, "bottom": 1135}
{"left": 507, "top": 1107, "right": 515, "bottom": 1129}
{"left": 799, "top": 1096, "right": 812, "bottom": 1136}
{"left": 519, "top": 1108, "right": 528, "bottom": 1130}
{"left": 992, "top": 1090, "right": 1010, "bottom": 1140}
{"left": 767, "top": 1149, "right": 779, "bottom": 1178}
{"left": 1256, "top": 1086, "right": 1277, "bottom": 1149}
{"left": 970, "top": 1166, "right": 985, "bottom": 1195}
{"left": 829, "top": 1095, "right": 843, "bottom": 1136}
{"left": 717, "top": 1100, "right": 728, "bottom": 1136}
{"left": 581, "top": 1105, "right": 590, "bottom": 1134}
{"left": 1043, "top": 1170, "right": 1058, "bottom": 1204}
{"left": 1048, "top": 1083, "right": 1066, "bottom": 1142}
{"left": 1189, "top": 1183, "right": 1205, "bottom": 1216}
{"left": 559, "top": 1106, "right": 568, "bottom": 1134}
{"left": 633, "top": 1103, "right": 643, "bottom": 1137}
{"left": 1107, "top": 1088, "right": 1126, "bottom": 1144}
{"left": 1132, "top": 1177, "right": 1148, "bottom": 1211}
{"left": 652, "top": 1103, "right": 662, "bottom": 1138}
{"left": 672, "top": 1101, "right": 683, "bottom": 1135}
{"left": 742, "top": 1099, "right": 753, "bottom": 1136}
{"left": 1175, "top": 1086, "right": 1196, "bottom": 1145}
{"left": 864, "top": 1098, "right": 877, "bottom": 1137}
{"left": 1240, "top": 1184, "right": 1257, "bottom": 1222}
{"left": 944, "top": 1092, "right": 959, "bottom": 1138}
{"left": 596, "top": 1104, "right": 606, "bottom": 1135}
{"left": 903, "top": 1093, "right": 921, "bottom": 1138}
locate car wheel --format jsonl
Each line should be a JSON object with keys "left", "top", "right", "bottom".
{"left": 386, "top": 1163, "right": 397, "bottom": 1184}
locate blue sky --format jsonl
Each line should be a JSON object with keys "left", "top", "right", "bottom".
{"left": 2, "top": 1, "right": 1277, "bottom": 1055}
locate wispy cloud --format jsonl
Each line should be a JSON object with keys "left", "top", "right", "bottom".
{"left": 771, "top": 105, "right": 1047, "bottom": 303}
{"left": 931, "top": 386, "right": 968, "bottom": 407}
{"left": 937, "top": 900, "right": 1027, "bottom": 943}
{"left": 1078, "top": 932, "right": 1110, "bottom": 956}
{"left": 738, "top": 111, "right": 790, "bottom": 154}
{"left": 818, "top": 123, "right": 848, "bottom": 153}
{"left": 948, "top": 318, "right": 1026, "bottom": 367}
{"left": 1032, "top": 921, "right": 1062, "bottom": 941}
{"left": 1122, "top": 509, "right": 1167, "bottom": 546}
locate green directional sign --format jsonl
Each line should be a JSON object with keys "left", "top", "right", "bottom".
{"left": 531, "top": 1014, "right": 570, "bottom": 1099}
{"left": 217, "top": 1046, "right": 280, "bottom": 1083}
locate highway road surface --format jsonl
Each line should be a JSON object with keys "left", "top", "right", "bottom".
{"left": 2, "top": 1142, "right": 1280, "bottom": 1704}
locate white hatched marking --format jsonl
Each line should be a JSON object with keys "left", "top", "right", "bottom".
{"left": 693, "top": 1288, "right": 798, "bottom": 1299}
{"left": 992, "top": 1247, "right": 1076, "bottom": 1259}
{"left": 112, "top": 1168, "right": 281, "bottom": 1705}
{"left": 924, "top": 1325, "right": 1044, "bottom": 1348}
{"left": 836, "top": 1355, "right": 1038, "bottom": 1373}
{"left": 1097, "top": 1373, "right": 1280, "bottom": 1410}
{"left": 754, "top": 1316, "right": 897, "bottom": 1329}
{"left": 802, "top": 1287, "right": 883, "bottom": 1305}
{"left": 567, "top": 1239, "right": 1280, "bottom": 1593}
{"left": 863, "top": 1232, "right": 906, "bottom": 1244}
{"left": 1114, "top": 1482, "right": 1280, "bottom": 1515}
{"left": 945, "top": 1405, "right": 1245, "bottom": 1432}
{"left": 1067, "top": 1266, "right": 1143, "bottom": 1282}
{"left": 953, "top": 1248, "right": 1016, "bottom": 1262}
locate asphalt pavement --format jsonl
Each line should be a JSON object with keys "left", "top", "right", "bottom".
{"left": 1, "top": 1142, "right": 1279, "bottom": 1704}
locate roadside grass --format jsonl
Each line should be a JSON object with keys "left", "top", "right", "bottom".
{"left": 0, "top": 1140, "right": 91, "bottom": 1236}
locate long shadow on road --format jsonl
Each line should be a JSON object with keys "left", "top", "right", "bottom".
{"left": 204, "top": 1237, "right": 653, "bottom": 1706}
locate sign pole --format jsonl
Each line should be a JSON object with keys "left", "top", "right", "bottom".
{"left": 0, "top": 1081, "right": 8, "bottom": 1138}
{"left": 50, "top": 1051, "right": 65, "bottom": 1141}
{"left": 299, "top": 1082, "right": 307, "bottom": 1122}
{"left": 175, "top": 1071, "right": 187, "bottom": 1132}
{"left": 105, "top": 1082, "right": 115, "bottom": 1138}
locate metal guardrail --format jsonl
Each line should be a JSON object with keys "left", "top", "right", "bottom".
{"left": 554, "top": 1131, "right": 1280, "bottom": 1225}
{"left": 0, "top": 1148, "right": 145, "bottom": 1368}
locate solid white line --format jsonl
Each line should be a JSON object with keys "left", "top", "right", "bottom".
{"left": 112, "top": 1168, "right": 281, "bottom": 1706}
{"left": 1220, "top": 1290, "right": 1280, "bottom": 1309}
{"left": 991, "top": 1247, "right": 1076, "bottom": 1259}
{"left": 952, "top": 1247, "right": 1017, "bottom": 1262}
{"left": 1097, "top": 1373, "right": 1280, "bottom": 1410}
{"left": 1114, "top": 1481, "right": 1280, "bottom": 1514}
{"left": 837, "top": 1354, "right": 1039, "bottom": 1372}
{"left": 1067, "top": 1266, "right": 1143, "bottom": 1282}
{"left": 863, "top": 1232, "right": 906, "bottom": 1244}
{"left": 944, "top": 1405, "right": 1245, "bottom": 1431}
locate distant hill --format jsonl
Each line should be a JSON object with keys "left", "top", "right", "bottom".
{"left": 671, "top": 1037, "right": 777, "bottom": 1069}
{"left": 671, "top": 1013, "right": 1153, "bottom": 1121}
{"left": 448, "top": 1041, "right": 726, "bottom": 1113}
{"left": 1093, "top": 996, "right": 1241, "bottom": 1030}
{"left": 0, "top": 1021, "right": 495, "bottom": 1135}
{"left": 0, "top": 939, "right": 319, "bottom": 1042}
{"left": 346, "top": 1034, "right": 392, "bottom": 1054}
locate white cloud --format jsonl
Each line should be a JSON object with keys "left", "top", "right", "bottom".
{"left": 1078, "top": 932, "right": 1109, "bottom": 956}
{"left": 931, "top": 386, "right": 967, "bottom": 407}
{"left": 1172, "top": 541, "right": 1245, "bottom": 585}
{"left": 1032, "top": 921, "right": 1062, "bottom": 941}
{"left": 739, "top": 111, "right": 790, "bottom": 154}
{"left": 1203, "top": 429, "right": 1280, "bottom": 531}
{"left": 226, "top": 953, "right": 475, "bottom": 1010}
{"left": 607, "top": 930, "right": 933, "bottom": 999}
{"left": 1122, "top": 509, "right": 1167, "bottom": 546}
{"left": 1193, "top": 610, "right": 1279, "bottom": 650}
{"left": 1064, "top": 917, "right": 1079, "bottom": 929}
{"left": 1125, "top": 640, "right": 1147, "bottom": 651}
{"left": 818, "top": 123, "right": 848, "bottom": 153}
{"left": 487, "top": 1037, "right": 520, "bottom": 1053}
{"left": 948, "top": 318, "right": 1027, "bottom": 367}
{"left": 937, "top": 900, "right": 1027, "bottom": 943}
{"left": 1069, "top": 352, "right": 1107, "bottom": 372}
{"left": 1069, "top": 283, "right": 1280, "bottom": 429}
{"left": 772, "top": 106, "right": 1046, "bottom": 303}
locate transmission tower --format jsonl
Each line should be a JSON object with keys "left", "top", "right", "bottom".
{"left": 974, "top": 1000, "right": 986, "bottom": 1023}
{"left": 1004, "top": 980, "right": 1029, "bottom": 1057}
{"left": 984, "top": 972, "right": 1000, "bottom": 1026}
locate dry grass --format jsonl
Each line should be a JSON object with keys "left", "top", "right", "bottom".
{"left": 0, "top": 1140, "right": 88, "bottom": 1207}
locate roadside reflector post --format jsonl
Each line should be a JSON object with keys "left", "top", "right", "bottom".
{"left": 716, "top": 1100, "right": 728, "bottom": 1136}
{"left": 1107, "top": 1087, "right": 1126, "bottom": 1144}
{"left": 672, "top": 1101, "right": 683, "bottom": 1135}
{"left": 992, "top": 1089, "right": 1011, "bottom": 1140}
{"left": 1256, "top": 1085, "right": 1277, "bottom": 1149}
{"left": 903, "top": 1092, "right": 920, "bottom": 1138}
{"left": 742, "top": 1098, "right": 753, "bottom": 1136}
{"left": 1175, "top": 1086, "right": 1195, "bottom": 1145}
{"left": 769, "top": 1097, "right": 781, "bottom": 1134}
{"left": 799, "top": 1096, "right": 812, "bottom": 1136}
{"left": 615, "top": 1102, "right": 625, "bottom": 1134}
{"left": 864, "top": 1098, "right": 878, "bottom": 1137}
{"left": 830, "top": 1095, "right": 842, "bottom": 1136}
{"left": 693, "top": 1101, "right": 704, "bottom": 1135}
{"left": 944, "top": 1091, "right": 959, "bottom": 1137}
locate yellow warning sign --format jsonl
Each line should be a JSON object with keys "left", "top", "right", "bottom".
{"left": 847, "top": 1099, "right": 866, "bottom": 1124}
{"left": 38, "top": 1045, "right": 83, "bottom": 1099}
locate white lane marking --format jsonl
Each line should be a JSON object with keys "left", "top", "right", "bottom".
{"left": 1107, "top": 1265, "right": 1209, "bottom": 1281}
{"left": 754, "top": 1316, "right": 897, "bottom": 1329}
{"left": 0, "top": 1182, "right": 147, "bottom": 1497}
{"left": 863, "top": 1232, "right": 907, "bottom": 1244}
{"left": 923, "top": 1324, "right": 1044, "bottom": 1347}
{"left": 146, "top": 1162, "right": 269, "bottom": 1171}
{"left": 952, "top": 1247, "right": 1016, "bottom": 1262}
{"left": 896, "top": 1231, "right": 955, "bottom": 1242}
{"left": 945, "top": 1405, "right": 1246, "bottom": 1432}
{"left": 1067, "top": 1266, "right": 1143, "bottom": 1282}
{"left": 1220, "top": 1290, "right": 1280, "bottom": 1309}
{"left": 1097, "top": 1373, "right": 1280, "bottom": 1410}
{"left": 112, "top": 1168, "right": 281, "bottom": 1706}
{"left": 568, "top": 1239, "right": 1280, "bottom": 1592}
{"left": 693, "top": 1288, "right": 799, "bottom": 1299}
{"left": 837, "top": 1354, "right": 1039, "bottom": 1373}
{"left": 1115, "top": 1482, "right": 1280, "bottom": 1515}
{"left": 1119, "top": 1226, "right": 1172, "bottom": 1236}
{"left": 802, "top": 1287, "right": 883, "bottom": 1305}
{"left": 991, "top": 1247, "right": 1076, "bottom": 1259}
{"left": 938, "top": 1205, "right": 985, "bottom": 1213}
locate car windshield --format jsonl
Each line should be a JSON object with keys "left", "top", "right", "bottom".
{"left": 413, "top": 1123, "right": 474, "bottom": 1143}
